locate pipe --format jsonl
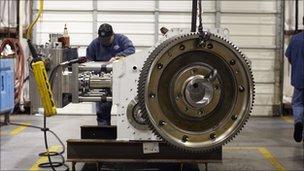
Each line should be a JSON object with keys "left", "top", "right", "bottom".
{"left": 90, "top": 79, "right": 112, "bottom": 89}
{"left": 78, "top": 62, "right": 109, "bottom": 72}
{"left": 16, "top": 0, "right": 19, "bottom": 38}
{"left": 26, "top": 0, "right": 44, "bottom": 39}
{"left": 83, "top": 93, "right": 106, "bottom": 97}
{"left": 295, "top": 0, "right": 299, "bottom": 32}
{"left": 191, "top": 0, "right": 198, "bottom": 32}
{"left": 79, "top": 96, "right": 112, "bottom": 102}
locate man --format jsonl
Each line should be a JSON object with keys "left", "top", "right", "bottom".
{"left": 86, "top": 23, "right": 135, "bottom": 126}
{"left": 285, "top": 18, "right": 304, "bottom": 142}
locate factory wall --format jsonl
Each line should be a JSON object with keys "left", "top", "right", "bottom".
{"left": 0, "top": 0, "right": 18, "bottom": 28}
{"left": 33, "top": 0, "right": 285, "bottom": 116}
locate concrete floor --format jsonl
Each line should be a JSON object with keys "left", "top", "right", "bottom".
{"left": 0, "top": 114, "right": 303, "bottom": 171}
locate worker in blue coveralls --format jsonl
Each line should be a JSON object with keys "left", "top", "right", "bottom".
{"left": 86, "top": 23, "right": 135, "bottom": 126}
{"left": 285, "top": 17, "right": 304, "bottom": 142}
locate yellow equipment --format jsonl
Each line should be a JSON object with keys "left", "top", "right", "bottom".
{"left": 31, "top": 60, "right": 57, "bottom": 117}
{"left": 26, "top": 0, "right": 56, "bottom": 117}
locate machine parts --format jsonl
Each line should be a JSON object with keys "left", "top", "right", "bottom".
{"left": 138, "top": 32, "right": 254, "bottom": 152}
{"left": 76, "top": 63, "right": 113, "bottom": 103}
{"left": 30, "top": 34, "right": 79, "bottom": 114}
{"left": 127, "top": 98, "right": 148, "bottom": 130}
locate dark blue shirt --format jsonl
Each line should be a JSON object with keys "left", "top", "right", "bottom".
{"left": 86, "top": 34, "right": 135, "bottom": 61}
{"left": 285, "top": 32, "right": 304, "bottom": 88}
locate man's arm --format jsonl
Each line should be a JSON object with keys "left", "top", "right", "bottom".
{"left": 86, "top": 42, "right": 96, "bottom": 61}
{"left": 116, "top": 35, "right": 135, "bottom": 57}
{"left": 285, "top": 37, "right": 293, "bottom": 64}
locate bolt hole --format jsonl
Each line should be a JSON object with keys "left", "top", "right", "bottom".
{"left": 133, "top": 66, "right": 137, "bottom": 70}
{"left": 182, "top": 136, "right": 189, "bottom": 142}
{"left": 210, "top": 133, "right": 216, "bottom": 139}
{"left": 157, "top": 63, "right": 163, "bottom": 69}
{"left": 179, "top": 44, "right": 185, "bottom": 50}
{"left": 230, "top": 60, "right": 236, "bottom": 65}
{"left": 159, "top": 120, "right": 166, "bottom": 126}
{"left": 207, "top": 43, "right": 213, "bottom": 49}
{"left": 231, "top": 115, "right": 238, "bottom": 120}
{"left": 238, "top": 85, "right": 245, "bottom": 92}
{"left": 149, "top": 93, "right": 155, "bottom": 98}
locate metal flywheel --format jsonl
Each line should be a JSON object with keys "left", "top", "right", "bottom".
{"left": 138, "top": 32, "right": 255, "bottom": 152}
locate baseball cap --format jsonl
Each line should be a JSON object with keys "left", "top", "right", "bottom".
{"left": 98, "top": 23, "right": 113, "bottom": 38}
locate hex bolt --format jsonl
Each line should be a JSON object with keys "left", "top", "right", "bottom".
{"left": 157, "top": 63, "right": 163, "bottom": 69}
{"left": 197, "top": 41, "right": 206, "bottom": 48}
{"left": 182, "top": 135, "right": 189, "bottom": 143}
{"left": 230, "top": 60, "right": 236, "bottom": 65}
{"left": 210, "top": 133, "right": 216, "bottom": 140}
{"left": 179, "top": 44, "right": 185, "bottom": 50}
{"left": 198, "top": 109, "right": 205, "bottom": 115}
{"left": 159, "top": 120, "right": 166, "bottom": 126}
{"left": 238, "top": 85, "right": 245, "bottom": 92}
{"left": 149, "top": 93, "right": 155, "bottom": 98}
{"left": 231, "top": 115, "right": 238, "bottom": 120}
{"left": 207, "top": 43, "right": 213, "bottom": 49}
{"left": 176, "top": 93, "right": 182, "bottom": 101}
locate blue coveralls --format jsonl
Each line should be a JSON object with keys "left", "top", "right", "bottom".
{"left": 86, "top": 34, "right": 135, "bottom": 125}
{"left": 285, "top": 32, "right": 304, "bottom": 126}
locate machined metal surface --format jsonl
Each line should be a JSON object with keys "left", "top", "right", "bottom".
{"left": 89, "top": 75, "right": 112, "bottom": 89}
{"left": 138, "top": 32, "right": 255, "bottom": 152}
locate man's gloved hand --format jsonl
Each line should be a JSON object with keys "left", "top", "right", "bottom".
{"left": 109, "top": 56, "right": 124, "bottom": 63}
